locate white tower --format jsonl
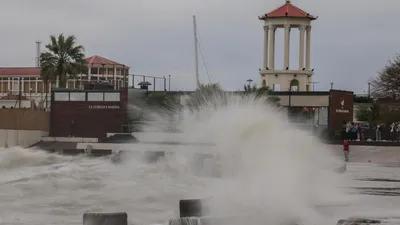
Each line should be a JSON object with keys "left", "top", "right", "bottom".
{"left": 259, "top": 0, "right": 317, "bottom": 92}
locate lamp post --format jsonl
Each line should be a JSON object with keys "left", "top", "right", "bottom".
{"left": 169, "top": 75, "right": 171, "bottom": 91}
{"left": 368, "top": 82, "right": 371, "bottom": 98}
{"left": 123, "top": 65, "right": 126, "bottom": 88}
{"left": 330, "top": 82, "right": 334, "bottom": 90}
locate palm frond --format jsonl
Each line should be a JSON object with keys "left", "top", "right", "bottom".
{"left": 40, "top": 33, "right": 86, "bottom": 88}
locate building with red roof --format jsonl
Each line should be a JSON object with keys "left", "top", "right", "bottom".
{"left": 258, "top": 0, "right": 316, "bottom": 21}
{"left": 0, "top": 55, "right": 129, "bottom": 108}
{"left": 0, "top": 55, "right": 130, "bottom": 98}
{"left": 258, "top": 0, "right": 317, "bottom": 92}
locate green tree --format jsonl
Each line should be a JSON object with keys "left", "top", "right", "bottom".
{"left": 370, "top": 54, "right": 400, "bottom": 99}
{"left": 40, "top": 34, "right": 87, "bottom": 88}
{"left": 355, "top": 102, "right": 380, "bottom": 124}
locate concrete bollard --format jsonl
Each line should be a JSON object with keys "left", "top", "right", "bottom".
{"left": 83, "top": 212, "right": 127, "bottom": 225}
{"left": 169, "top": 217, "right": 201, "bottom": 225}
{"left": 85, "top": 144, "right": 93, "bottom": 155}
{"left": 179, "top": 199, "right": 203, "bottom": 218}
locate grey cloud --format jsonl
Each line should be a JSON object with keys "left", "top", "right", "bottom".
{"left": 0, "top": 0, "right": 399, "bottom": 92}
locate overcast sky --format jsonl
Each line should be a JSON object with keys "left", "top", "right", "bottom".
{"left": 0, "top": 0, "right": 399, "bottom": 93}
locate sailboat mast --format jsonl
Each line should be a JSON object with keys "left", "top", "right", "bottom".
{"left": 193, "top": 15, "right": 200, "bottom": 88}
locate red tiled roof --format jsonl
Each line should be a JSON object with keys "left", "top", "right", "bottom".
{"left": 0, "top": 67, "right": 40, "bottom": 77}
{"left": 259, "top": 1, "right": 317, "bottom": 20}
{"left": 86, "top": 55, "right": 130, "bottom": 68}
{"left": 0, "top": 55, "right": 129, "bottom": 77}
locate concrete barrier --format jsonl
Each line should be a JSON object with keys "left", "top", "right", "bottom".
{"left": 76, "top": 143, "right": 217, "bottom": 154}
{"left": 169, "top": 217, "right": 201, "bottom": 225}
{"left": 42, "top": 137, "right": 98, "bottom": 143}
{"left": 91, "top": 149, "right": 113, "bottom": 156}
{"left": 60, "top": 149, "right": 85, "bottom": 155}
{"left": 85, "top": 144, "right": 93, "bottom": 155}
{"left": 0, "top": 129, "right": 48, "bottom": 148}
{"left": 326, "top": 140, "right": 400, "bottom": 146}
{"left": 179, "top": 199, "right": 203, "bottom": 218}
{"left": 83, "top": 212, "right": 127, "bottom": 225}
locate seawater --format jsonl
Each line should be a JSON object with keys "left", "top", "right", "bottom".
{"left": 0, "top": 93, "right": 398, "bottom": 225}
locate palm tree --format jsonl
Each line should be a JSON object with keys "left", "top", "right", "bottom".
{"left": 40, "top": 34, "right": 87, "bottom": 88}
{"left": 243, "top": 84, "right": 280, "bottom": 105}
{"left": 185, "top": 83, "right": 225, "bottom": 111}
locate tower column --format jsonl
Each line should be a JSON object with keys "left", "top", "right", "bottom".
{"left": 305, "top": 25, "right": 311, "bottom": 70}
{"left": 299, "top": 25, "right": 306, "bottom": 69}
{"left": 268, "top": 25, "right": 276, "bottom": 70}
{"left": 284, "top": 24, "right": 291, "bottom": 69}
{"left": 263, "top": 26, "right": 269, "bottom": 69}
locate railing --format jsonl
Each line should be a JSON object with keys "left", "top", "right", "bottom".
{"left": 354, "top": 94, "right": 373, "bottom": 103}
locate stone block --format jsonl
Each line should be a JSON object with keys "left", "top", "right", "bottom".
{"left": 83, "top": 212, "right": 127, "bottom": 225}
{"left": 169, "top": 217, "right": 201, "bottom": 225}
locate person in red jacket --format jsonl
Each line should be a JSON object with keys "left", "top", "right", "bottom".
{"left": 343, "top": 140, "right": 350, "bottom": 162}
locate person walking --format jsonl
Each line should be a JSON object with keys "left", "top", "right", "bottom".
{"left": 343, "top": 140, "right": 350, "bottom": 163}
{"left": 69, "top": 120, "right": 76, "bottom": 137}
{"left": 375, "top": 124, "right": 382, "bottom": 141}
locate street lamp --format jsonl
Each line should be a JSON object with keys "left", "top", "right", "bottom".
{"left": 169, "top": 75, "right": 171, "bottom": 91}
{"left": 368, "top": 82, "right": 371, "bottom": 98}
{"left": 330, "top": 82, "right": 334, "bottom": 90}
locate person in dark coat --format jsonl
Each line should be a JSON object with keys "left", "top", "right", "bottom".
{"left": 69, "top": 120, "right": 76, "bottom": 137}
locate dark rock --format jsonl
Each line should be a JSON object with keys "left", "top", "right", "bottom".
{"left": 83, "top": 212, "right": 127, "bottom": 225}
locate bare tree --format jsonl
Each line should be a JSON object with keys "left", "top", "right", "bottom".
{"left": 370, "top": 54, "right": 400, "bottom": 99}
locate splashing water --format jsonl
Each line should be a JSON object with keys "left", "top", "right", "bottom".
{"left": 0, "top": 92, "right": 398, "bottom": 225}
{"left": 162, "top": 93, "right": 354, "bottom": 225}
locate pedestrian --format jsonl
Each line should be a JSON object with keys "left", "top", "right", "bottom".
{"left": 69, "top": 120, "right": 75, "bottom": 137}
{"left": 375, "top": 124, "right": 382, "bottom": 141}
{"left": 343, "top": 140, "right": 350, "bottom": 163}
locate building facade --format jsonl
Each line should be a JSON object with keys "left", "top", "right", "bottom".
{"left": 0, "top": 55, "right": 129, "bottom": 108}
{"left": 259, "top": 0, "right": 316, "bottom": 91}
{"left": 50, "top": 88, "right": 128, "bottom": 138}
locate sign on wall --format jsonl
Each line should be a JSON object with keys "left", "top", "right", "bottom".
{"left": 335, "top": 97, "right": 350, "bottom": 113}
{"left": 88, "top": 105, "right": 120, "bottom": 109}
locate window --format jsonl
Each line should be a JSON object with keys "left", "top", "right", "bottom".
{"left": 91, "top": 67, "right": 99, "bottom": 75}
{"left": 273, "top": 84, "right": 280, "bottom": 91}
{"left": 70, "top": 92, "right": 86, "bottom": 101}
{"left": 87, "top": 92, "right": 104, "bottom": 101}
{"left": 104, "top": 92, "right": 120, "bottom": 102}
{"left": 54, "top": 92, "right": 69, "bottom": 101}
{"left": 290, "top": 79, "right": 299, "bottom": 91}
